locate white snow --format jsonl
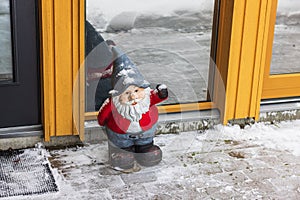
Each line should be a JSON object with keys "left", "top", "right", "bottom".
{"left": 1, "top": 119, "right": 300, "bottom": 199}
{"left": 86, "top": 0, "right": 300, "bottom": 22}
{"left": 277, "top": 0, "right": 300, "bottom": 13}
{"left": 210, "top": 120, "right": 300, "bottom": 157}
{"left": 86, "top": 0, "right": 213, "bottom": 23}
{"left": 86, "top": 0, "right": 299, "bottom": 29}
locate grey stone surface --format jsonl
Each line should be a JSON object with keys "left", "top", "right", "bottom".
{"left": 40, "top": 129, "right": 300, "bottom": 200}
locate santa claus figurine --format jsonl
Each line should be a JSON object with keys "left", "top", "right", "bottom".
{"left": 97, "top": 44, "right": 168, "bottom": 170}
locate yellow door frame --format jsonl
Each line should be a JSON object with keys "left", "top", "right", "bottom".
{"left": 214, "top": 0, "right": 272, "bottom": 124}
{"left": 39, "top": 0, "right": 300, "bottom": 141}
{"left": 215, "top": 0, "right": 300, "bottom": 124}
{"left": 39, "top": 0, "right": 85, "bottom": 141}
{"left": 83, "top": 0, "right": 273, "bottom": 124}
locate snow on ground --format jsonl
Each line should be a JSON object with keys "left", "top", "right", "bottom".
{"left": 2, "top": 120, "right": 300, "bottom": 199}
{"left": 212, "top": 120, "right": 300, "bottom": 157}
{"left": 277, "top": 0, "right": 300, "bottom": 13}
{"left": 86, "top": 0, "right": 300, "bottom": 30}
{"left": 86, "top": 0, "right": 213, "bottom": 31}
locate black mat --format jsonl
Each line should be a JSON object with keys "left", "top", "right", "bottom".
{"left": 0, "top": 148, "right": 58, "bottom": 198}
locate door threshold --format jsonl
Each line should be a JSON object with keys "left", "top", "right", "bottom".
{"left": 0, "top": 125, "right": 43, "bottom": 139}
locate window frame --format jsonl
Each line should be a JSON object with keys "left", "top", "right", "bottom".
{"left": 262, "top": 0, "right": 300, "bottom": 99}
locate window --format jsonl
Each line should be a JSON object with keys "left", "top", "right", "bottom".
{"left": 0, "top": 0, "right": 13, "bottom": 82}
{"left": 270, "top": 0, "right": 300, "bottom": 74}
{"left": 262, "top": 0, "right": 300, "bottom": 100}
{"left": 85, "top": 0, "right": 217, "bottom": 113}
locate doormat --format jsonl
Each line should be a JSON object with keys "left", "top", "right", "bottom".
{"left": 0, "top": 148, "right": 58, "bottom": 198}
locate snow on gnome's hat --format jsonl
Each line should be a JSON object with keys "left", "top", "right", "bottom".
{"left": 111, "top": 46, "right": 150, "bottom": 96}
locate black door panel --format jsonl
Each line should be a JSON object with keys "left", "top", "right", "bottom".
{"left": 0, "top": 0, "right": 40, "bottom": 128}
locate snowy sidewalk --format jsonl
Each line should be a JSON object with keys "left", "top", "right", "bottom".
{"left": 4, "top": 120, "right": 300, "bottom": 200}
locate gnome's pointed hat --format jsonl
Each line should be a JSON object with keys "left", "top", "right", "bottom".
{"left": 111, "top": 46, "right": 150, "bottom": 96}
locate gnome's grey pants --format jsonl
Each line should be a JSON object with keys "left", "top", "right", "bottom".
{"left": 105, "top": 123, "right": 157, "bottom": 148}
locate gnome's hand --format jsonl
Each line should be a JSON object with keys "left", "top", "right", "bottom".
{"left": 156, "top": 84, "right": 168, "bottom": 99}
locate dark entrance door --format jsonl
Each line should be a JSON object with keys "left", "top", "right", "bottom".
{"left": 0, "top": 0, "right": 40, "bottom": 129}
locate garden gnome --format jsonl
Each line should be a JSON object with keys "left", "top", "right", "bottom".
{"left": 97, "top": 44, "right": 168, "bottom": 170}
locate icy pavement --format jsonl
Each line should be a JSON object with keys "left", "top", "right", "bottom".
{"left": 2, "top": 120, "right": 300, "bottom": 200}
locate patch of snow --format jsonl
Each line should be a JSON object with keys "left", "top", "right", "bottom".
{"left": 87, "top": 0, "right": 213, "bottom": 24}
{"left": 210, "top": 120, "right": 300, "bottom": 156}
{"left": 106, "top": 12, "right": 137, "bottom": 32}
{"left": 277, "top": 0, "right": 300, "bottom": 13}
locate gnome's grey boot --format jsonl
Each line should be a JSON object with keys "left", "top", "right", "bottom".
{"left": 135, "top": 142, "right": 162, "bottom": 167}
{"left": 108, "top": 142, "right": 135, "bottom": 170}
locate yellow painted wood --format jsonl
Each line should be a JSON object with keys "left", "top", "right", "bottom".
{"left": 72, "top": 0, "right": 79, "bottom": 136}
{"left": 262, "top": 73, "right": 300, "bottom": 98}
{"left": 263, "top": 87, "right": 300, "bottom": 99}
{"left": 72, "top": 0, "right": 85, "bottom": 140}
{"left": 224, "top": 0, "right": 246, "bottom": 122}
{"left": 215, "top": 0, "right": 274, "bottom": 124}
{"left": 78, "top": 0, "right": 86, "bottom": 141}
{"left": 264, "top": 73, "right": 300, "bottom": 89}
{"left": 262, "top": 0, "right": 300, "bottom": 99}
{"left": 213, "top": 0, "right": 235, "bottom": 124}
{"left": 157, "top": 102, "right": 214, "bottom": 114}
{"left": 54, "top": 0, "right": 73, "bottom": 136}
{"left": 263, "top": 0, "right": 278, "bottom": 77}
{"left": 235, "top": 0, "right": 261, "bottom": 118}
{"left": 252, "top": 0, "right": 271, "bottom": 120}
{"left": 40, "top": 0, "right": 85, "bottom": 140}
{"left": 40, "top": 0, "right": 55, "bottom": 141}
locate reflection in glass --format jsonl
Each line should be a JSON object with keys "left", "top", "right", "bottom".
{"left": 270, "top": 0, "right": 300, "bottom": 74}
{"left": 0, "top": 0, "right": 13, "bottom": 82}
{"left": 85, "top": 0, "right": 215, "bottom": 112}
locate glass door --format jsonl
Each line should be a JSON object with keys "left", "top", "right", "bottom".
{"left": 0, "top": 0, "right": 40, "bottom": 129}
{"left": 85, "top": 0, "right": 219, "bottom": 116}
{"left": 262, "top": 0, "right": 300, "bottom": 99}
{"left": 0, "top": 0, "right": 13, "bottom": 82}
{"left": 270, "top": 0, "right": 300, "bottom": 75}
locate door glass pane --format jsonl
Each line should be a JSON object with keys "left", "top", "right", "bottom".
{"left": 270, "top": 0, "right": 300, "bottom": 74}
{"left": 85, "top": 0, "right": 216, "bottom": 112}
{"left": 0, "top": 0, "right": 13, "bottom": 82}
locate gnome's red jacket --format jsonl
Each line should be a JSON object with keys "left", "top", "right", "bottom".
{"left": 98, "top": 90, "right": 166, "bottom": 134}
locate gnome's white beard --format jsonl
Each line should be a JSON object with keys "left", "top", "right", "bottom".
{"left": 112, "top": 87, "right": 151, "bottom": 122}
